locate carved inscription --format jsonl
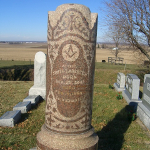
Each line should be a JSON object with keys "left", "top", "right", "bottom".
{"left": 147, "top": 83, "right": 150, "bottom": 91}
{"left": 143, "top": 93, "right": 150, "bottom": 105}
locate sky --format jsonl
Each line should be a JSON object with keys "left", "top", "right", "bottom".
{"left": 0, "top": 0, "right": 108, "bottom": 42}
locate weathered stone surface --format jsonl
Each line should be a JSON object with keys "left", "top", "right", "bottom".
{"left": 13, "top": 101, "right": 31, "bottom": 113}
{"left": 23, "top": 95, "right": 40, "bottom": 105}
{"left": 122, "top": 74, "right": 141, "bottom": 104}
{"left": 0, "top": 110, "right": 21, "bottom": 127}
{"left": 114, "top": 72, "right": 125, "bottom": 92}
{"left": 29, "top": 51, "right": 46, "bottom": 99}
{"left": 137, "top": 102, "right": 150, "bottom": 130}
{"left": 37, "top": 3, "right": 98, "bottom": 150}
{"left": 37, "top": 125, "right": 98, "bottom": 150}
{"left": 29, "top": 86, "right": 46, "bottom": 100}
{"left": 137, "top": 75, "right": 150, "bottom": 130}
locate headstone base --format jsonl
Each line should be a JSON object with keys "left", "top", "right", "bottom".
{"left": 0, "top": 110, "right": 21, "bottom": 127}
{"left": 13, "top": 101, "right": 31, "bottom": 113}
{"left": 113, "top": 83, "right": 125, "bottom": 92}
{"left": 36, "top": 125, "right": 98, "bottom": 150}
{"left": 137, "top": 102, "right": 150, "bottom": 131}
{"left": 23, "top": 95, "right": 40, "bottom": 105}
{"left": 29, "top": 86, "right": 46, "bottom": 100}
{"left": 122, "top": 90, "right": 142, "bottom": 104}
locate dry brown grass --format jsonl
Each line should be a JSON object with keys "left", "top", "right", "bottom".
{"left": 0, "top": 43, "right": 47, "bottom": 61}
{"left": 0, "top": 43, "right": 149, "bottom": 64}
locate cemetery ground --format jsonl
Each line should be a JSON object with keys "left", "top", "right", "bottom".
{"left": 1, "top": 62, "right": 150, "bottom": 149}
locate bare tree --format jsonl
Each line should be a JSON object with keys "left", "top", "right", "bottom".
{"left": 108, "top": 25, "right": 123, "bottom": 58}
{"left": 104, "top": 0, "right": 150, "bottom": 61}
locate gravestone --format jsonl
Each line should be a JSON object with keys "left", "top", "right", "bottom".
{"left": 29, "top": 51, "right": 46, "bottom": 100}
{"left": 122, "top": 74, "right": 141, "bottom": 104}
{"left": 114, "top": 72, "right": 125, "bottom": 92}
{"left": 0, "top": 110, "right": 21, "bottom": 127}
{"left": 23, "top": 95, "right": 40, "bottom": 105}
{"left": 13, "top": 101, "right": 31, "bottom": 113}
{"left": 36, "top": 4, "right": 99, "bottom": 150}
{"left": 137, "top": 75, "right": 150, "bottom": 130}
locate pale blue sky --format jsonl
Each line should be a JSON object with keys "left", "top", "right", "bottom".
{"left": 0, "top": 0, "right": 108, "bottom": 42}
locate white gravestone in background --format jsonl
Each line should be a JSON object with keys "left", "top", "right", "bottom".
{"left": 114, "top": 72, "right": 125, "bottom": 91}
{"left": 29, "top": 51, "right": 46, "bottom": 99}
{"left": 137, "top": 75, "right": 150, "bottom": 130}
{"left": 122, "top": 74, "right": 141, "bottom": 104}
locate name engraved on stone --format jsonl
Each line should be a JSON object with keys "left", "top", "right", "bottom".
{"left": 147, "top": 83, "right": 150, "bottom": 91}
{"left": 117, "top": 74, "right": 121, "bottom": 80}
{"left": 127, "top": 78, "right": 131, "bottom": 84}
{"left": 129, "top": 87, "right": 132, "bottom": 93}
{"left": 117, "top": 79, "right": 120, "bottom": 85}
{"left": 143, "top": 93, "right": 150, "bottom": 105}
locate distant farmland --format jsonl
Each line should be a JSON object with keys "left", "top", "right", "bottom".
{"left": 0, "top": 42, "right": 148, "bottom": 64}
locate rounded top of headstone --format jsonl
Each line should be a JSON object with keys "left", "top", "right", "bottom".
{"left": 56, "top": 3, "right": 90, "bottom": 12}
{"left": 35, "top": 51, "right": 46, "bottom": 63}
{"left": 48, "top": 4, "right": 92, "bottom": 27}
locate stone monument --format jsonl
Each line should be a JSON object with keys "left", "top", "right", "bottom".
{"left": 137, "top": 74, "right": 150, "bottom": 130}
{"left": 114, "top": 72, "right": 125, "bottom": 92}
{"left": 29, "top": 51, "right": 46, "bottom": 99}
{"left": 122, "top": 74, "right": 141, "bottom": 104}
{"left": 37, "top": 4, "right": 99, "bottom": 150}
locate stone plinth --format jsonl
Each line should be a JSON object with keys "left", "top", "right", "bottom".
{"left": 114, "top": 72, "right": 125, "bottom": 92}
{"left": 29, "top": 51, "right": 46, "bottom": 100}
{"left": 37, "top": 4, "right": 98, "bottom": 150}
{"left": 0, "top": 110, "right": 21, "bottom": 127}
{"left": 23, "top": 95, "right": 40, "bottom": 105}
{"left": 13, "top": 101, "right": 31, "bottom": 113}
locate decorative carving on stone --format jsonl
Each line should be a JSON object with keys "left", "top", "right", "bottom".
{"left": 37, "top": 4, "right": 98, "bottom": 150}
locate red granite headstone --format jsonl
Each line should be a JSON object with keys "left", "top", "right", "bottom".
{"left": 37, "top": 4, "right": 98, "bottom": 150}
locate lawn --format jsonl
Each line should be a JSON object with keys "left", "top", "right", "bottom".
{"left": 0, "top": 60, "right": 34, "bottom": 69}
{"left": 0, "top": 62, "right": 150, "bottom": 150}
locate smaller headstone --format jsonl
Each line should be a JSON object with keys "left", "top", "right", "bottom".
{"left": 23, "top": 95, "right": 40, "bottom": 105}
{"left": 13, "top": 101, "right": 31, "bottom": 113}
{"left": 29, "top": 51, "right": 46, "bottom": 100}
{"left": 122, "top": 74, "right": 141, "bottom": 104}
{"left": 0, "top": 110, "right": 21, "bottom": 127}
{"left": 137, "top": 75, "right": 150, "bottom": 130}
{"left": 114, "top": 72, "right": 125, "bottom": 91}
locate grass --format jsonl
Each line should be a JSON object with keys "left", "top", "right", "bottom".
{"left": 0, "top": 62, "right": 150, "bottom": 149}
{"left": 0, "top": 60, "right": 34, "bottom": 69}
{"left": 0, "top": 81, "right": 45, "bottom": 149}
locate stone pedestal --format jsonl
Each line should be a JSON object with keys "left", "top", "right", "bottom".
{"left": 37, "top": 4, "right": 98, "bottom": 150}
{"left": 37, "top": 125, "right": 98, "bottom": 150}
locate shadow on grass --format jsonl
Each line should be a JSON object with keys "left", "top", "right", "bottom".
{"left": 0, "top": 64, "right": 34, "bottom": 81}
{"left": 0, "top": 64, "right": 34, "bottom": 69}
{"left": 97, "top": 105, "right": 133, "bottom": 150}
